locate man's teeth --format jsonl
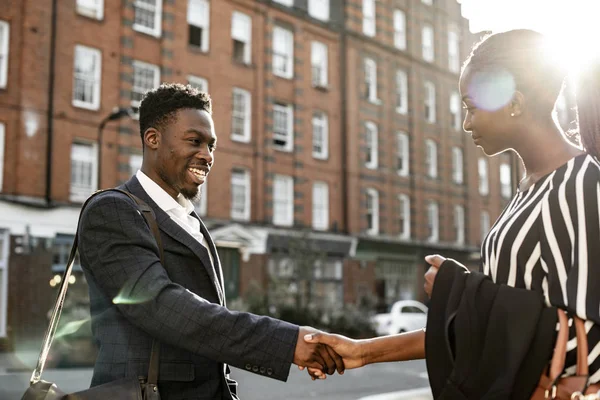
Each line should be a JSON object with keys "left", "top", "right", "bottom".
{"left": 188, "top": 168, "right": 206, "bottom": 178}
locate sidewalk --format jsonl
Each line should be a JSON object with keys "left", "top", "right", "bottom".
{"left": 0, "top": 350, "right": 38, "bottom": 374}
{"left": 358, "top": 387, "right": 433, "bottom": 400}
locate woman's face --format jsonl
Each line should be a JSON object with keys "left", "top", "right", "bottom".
{"left": 459, "top": 64, "right": 518, "bottom": 156}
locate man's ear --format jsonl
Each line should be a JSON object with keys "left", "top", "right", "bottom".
{"left": 509, "top": 91, "right": 525, "bottom": 117}
{"left": 144, "top": 128, "right": 160, "bottom": 150}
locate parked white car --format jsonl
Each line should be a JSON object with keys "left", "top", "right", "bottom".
{"left": 372, "top": 300, "right": 428, "bottom": 336}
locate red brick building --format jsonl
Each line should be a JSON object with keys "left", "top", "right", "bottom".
{"left": 0, "top": 0, "right": 522, "bottom": 350}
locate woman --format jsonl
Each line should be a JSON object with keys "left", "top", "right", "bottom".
{"left": 302, "top": 29, "right": 600, "bottom": 392}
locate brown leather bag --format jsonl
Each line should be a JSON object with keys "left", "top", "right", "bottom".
{"left": 530, "top": 309, "right": 600, "bottom": 399}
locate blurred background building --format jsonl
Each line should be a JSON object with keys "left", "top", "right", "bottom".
{"left": 0, "top": 0, "right": 576, "bottom": 354}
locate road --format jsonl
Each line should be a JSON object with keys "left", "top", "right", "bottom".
{"left": 0, "top": 360, "right": 429, "bottom": 400}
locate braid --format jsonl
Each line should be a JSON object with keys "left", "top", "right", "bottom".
{"left": 575, "top": 62, "right": 600, "bottom": 159}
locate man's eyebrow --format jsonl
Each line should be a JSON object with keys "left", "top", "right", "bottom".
{"left": 183, "top": 128, "right": 203, "bottom": 135}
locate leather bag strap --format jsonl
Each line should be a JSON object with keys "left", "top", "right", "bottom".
{"left": 548, "top": 309, "right": 590, "bottom": 381}
{"left": 30, "top": 189, "right": 163, "bottom": 386}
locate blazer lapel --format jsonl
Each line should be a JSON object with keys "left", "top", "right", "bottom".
{"left": 123, "top": 177, "right": 224, "bottom": 304}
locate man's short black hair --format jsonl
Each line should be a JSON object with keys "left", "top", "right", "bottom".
{"left": 138, "top": 83, "right": 212, "bottom": 144}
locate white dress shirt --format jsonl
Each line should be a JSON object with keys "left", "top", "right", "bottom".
{"left": 135, "top": 170, "right": 214, "bottom": 266}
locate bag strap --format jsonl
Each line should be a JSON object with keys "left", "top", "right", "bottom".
{"left": 30, "top": 189, "right": 163, "bottom": 386}
{"left": 548, "top": 309, "right": 590, "bottom": 381}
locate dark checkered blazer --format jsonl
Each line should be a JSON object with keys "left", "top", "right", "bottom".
{"left": 78, "top": 176, "right": 299, "bottom": 400}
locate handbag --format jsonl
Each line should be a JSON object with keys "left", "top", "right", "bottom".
{"left": 21, "top": 189, "right": 165, "bottom": 400}
{"left": 530, "top": 309, "right": 600, "bottom": 399}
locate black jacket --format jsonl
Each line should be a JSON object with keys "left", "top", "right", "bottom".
{"left": 425, "top": 260, "right": 557, "bottom": 400}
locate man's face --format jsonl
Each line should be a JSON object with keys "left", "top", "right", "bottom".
{"left": 153, "top": 108, "right": 216, "bottom": 200}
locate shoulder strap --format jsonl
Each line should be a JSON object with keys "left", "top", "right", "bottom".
{"left": 30, "top": 189, "right": 162, "bottom": 385}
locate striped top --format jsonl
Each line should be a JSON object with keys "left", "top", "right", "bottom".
{"left": 482, "top": 153, "right": 600, "bottom": 383}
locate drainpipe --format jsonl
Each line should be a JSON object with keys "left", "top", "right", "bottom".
{"left": 45, "top": 0, "right": 58, "bottom": 205}
{"left": 340, "top": 0, "right": 349, "bottom": 234}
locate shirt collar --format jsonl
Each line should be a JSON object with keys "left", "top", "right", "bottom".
{"left": 136, "top": 170, "right": 195, "bottom": 215}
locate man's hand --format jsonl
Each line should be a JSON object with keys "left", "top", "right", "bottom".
{"left": 424, "top": 254, "right": 446, "bottom": 299}
{"left": 293, "top": 327, "right": 344, "bottom": 378}
{"left": 299, "top": 331, "right": 365, "bottom": 380}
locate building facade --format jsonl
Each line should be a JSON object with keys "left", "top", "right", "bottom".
{"left": 0, "top": 0, "right": 520, "bottom": 350}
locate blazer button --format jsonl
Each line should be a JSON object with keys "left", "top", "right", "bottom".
{"left": 252, "top": 365, "right": 259, "bottom": 372}
{"left": 245, "top": 364, "right": 252, "bottom": 371}
{"left": 267, "top": 368, "right": 273, "bottom": 376}
{"left": 260, "top": 367, "right": 266, "bottom": 374}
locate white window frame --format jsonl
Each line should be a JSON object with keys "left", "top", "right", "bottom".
{"left": 231, "top": 87, "right": 251, "bottom": 143}
{"left": 76, "top": 0, "right": 104, "bottom": 20}
{"left": 454, "top": 205, "right": 465, "bottom": 245}
{"left": 0, "top": 21, "right": 7, "bottom": 89}
{"left": 478, "top": 157, "right": 489, "bottom": 195}
{"left": 450, "top": 91, "right": 461, "bottom": 130}
{"left": 424, "top": 80, "right": 436, "bottom": 123}
{"left": 133, "top": 0, "right": 162, "bottom": 37}
{"left": 398, "top": 194, "right": 410, "bottom": 239}
{"left": 131, "top": 60, "right": 160, "bottom": 109}
{"left": 274, "top": 0, "right": 294, "bottom": 6}
{"left": 422, "top": 0, "right": 433, "bottom": 4}
{"left": 393, "top": 9, "right": 406, "bottom": 50}
{"left": 0, "top": 123, "right": 4, "bottom": 191}
{"left": 312, "top": 181, "right": 329, "bottom": 231}
{"left": 70, "top": 140, "right": 98, "bottom": 202}
{"left": 425, "top": 139, "right": 438, "bottom": 178}
{"left": 308, "top": 0, "right": 330, "bottom": 21}
{"left": 366, "top": 188, "right": 379, "bottom": 235}
{"left": 72, "top": 45, "right": 102, "bottom": 110}
{"left": 365, "top": 121, "right": 378, "bottom": 169}
{"left": 480, "top": 211, "right": 490, "bottom": 243}
{"left": 187, "top": 75, "right": 208, "bottom": 92}
{"left": 396, "top": 69, "right": 408, "bottom": 114}
{"left": 196, "top": 179, "right": 208, "bottom": 216}
{"left": 273, "top": 174, "right": 294, "bottom": 227}
{"left": 273, "top": 26, "right": 294, "bottom": 79}
{"left": 362, "top": 0, "right": 376, "bottom": 37}
{"left": 311, "top": 41, "right": 328, "bottom": 88}
{"left": 500, "top": 163, "right": 512, "bottom": 199}
{"left": 231, "top": 11, "right": 252, "bottom": 64}
{"left": 448, "top": 27, "right": 460, "bottom": 73}
{"left": 0, "top": 228, "right": 9, "bottom": 337}
{"left": 231, "top": 169, "right": 251, "bottom": 221}
{"left": 273, "top": 103, "right": 294, "bottom": 152}
{"left": 422, "top": 24, "right": 434, "bottom": 62}
{"left": 396, "top": 131, "right": 409, "bottom": 176}
{"left": 312, "top": 111, "right": 329, "bottom": 159}
{"left": 451, "top": 146, "right": 464, "bottom": 184}
{"left": 129, "top": 152, "right": 143, "bottom": 176}
{"left": 427, "top": 201, "right": 439, "bottom": 242}
{"left": 187, "top": 0, "right": 210, "bottom": 52}
{"left": 364, "top": 58, "right": 378, "bottom": 103}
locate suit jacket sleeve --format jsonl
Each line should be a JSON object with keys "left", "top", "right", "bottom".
{"left": 78, "top": 191, "right": 299, "bottom": 381}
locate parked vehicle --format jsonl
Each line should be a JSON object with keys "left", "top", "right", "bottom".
{"left": 371, "top": 300, "right": 428, "bottom": 336}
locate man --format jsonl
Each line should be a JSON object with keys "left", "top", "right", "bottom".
{"left": 78, "top": 84, "right": 342, "bottom": 400}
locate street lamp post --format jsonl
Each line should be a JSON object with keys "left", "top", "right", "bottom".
{"left": 97, "top": 107, "right": 133, "bottom": 190}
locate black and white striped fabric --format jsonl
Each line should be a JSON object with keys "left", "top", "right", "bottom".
{"left": 481, "top": 153, "right": 600, "bottom": 383}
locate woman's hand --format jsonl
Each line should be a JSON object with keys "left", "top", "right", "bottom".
{"left": 424, "top": 254, "right": 446, "bottom": 298}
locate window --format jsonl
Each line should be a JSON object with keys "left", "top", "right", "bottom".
{"left": 312, "top": 181, "right": 329, "bottom": 230}
{"left": 365, "top": 121, "right": 378, "bottom": 169}
{"left": 273, "top": 26, "right": 294, "bottom": 79}
{"left": 364, "top": 58, "right": 378, "bottom": 103}
{"left": 0, "top": 21, "right": 7, "bottom": 88}
{"left": 0, "top": 229, "right": 8, "bottom": 337}
{"left": 478, "top": 157, "right": 489, "bottom": 195}
{"left": 396, "top": 132, "right": 409, "bottom": 176}
{"left": 424, "top": 81, "right": 436, "bottom": 123}
{"left": 396, "top": 69, "right": 408, "bottom": 114}
{"left": 450, "top": 91, "right": 461, "bottom": 130}
{"left": 70, "top": 141, "right": 98, "bottom": 202}
{"left": 425, "top": 139, "right": 437, "bottom": 178}
{"left": 362, "top": 0, "right": 376, "bottom": 37}
{"left": 451, "top": 147, "right": 463, "bottom": 184}
{"left": 232, "top": 11, "right": 251, "bottom": 64}
{"left": 274, "top": 0, "right": 294, "bottom": 5}
{"left": 273, "top": 103, "right": 293, "bottom": 151}
{"left": 72, "top": 45, "right": 102, "bottom": 110}
{"left": 273, "top": 175, "right": 294, "bottom": 226}
{"left": 131, "top": 61, "right": 160, "bottom": 109}
{"left": 427, "top": 201, "right": 439, "bottom": 242}
{"left": 133, "top": 0, "right": 162, "bottom": 37}
{"left": 312, "top": 111, "right": 328, "bottom": 159}
{"left": 454, "top": 205, "right": 465, "bottom": 244}
{"left": 308, "top": 0, "right": 330, "bottom": 21}
{"left": 77, "top": 0, "right": 104, "bottom": 19}
{"left": 231, "top": 169, "right": 251, "bottom": 221}
{"left": 0, "top": 123, "right": 4, "bottom": 191}
{"left": 500, "top": 163, "right": 512, "bottom": 198}
{"left": 398, "top": 194, "right": 410, "bottom": 239}
{"left": 231, "top": 88, "right": 251, "bottom": 142}
{"left": 366, "top": 188, "right": 379, "bottom": 235}
{"left": 480, "top": 211, "right": 490, "bottom": 243}
{"left": 196, "top": 180, "right": 207, "bottom": 216}
{"left": 129, "top": 153, "right": 143, "bottom": 176}
{"left": 422, "top": 0, "right": 433, "bottom": 4}
{"left": 448, "top": 27, "right": 460, "bottom": 73}
{"left": 393, "top": 10, "right": 406, "bottom": 50}
{"left": 187, "top": 75, "right": 208, "bottom": 92}
{"left": 311, "top": 41, "right": 328, "bottom": 87}
{"left": 422, "top": 24, "right": 434, "bottom": 62}
{"left": 188, "top": 0, "right": 210, "bottom": 52}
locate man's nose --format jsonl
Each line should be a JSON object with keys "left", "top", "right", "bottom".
{"left": 196, "top": 146, "right": 213, "bottom": 164}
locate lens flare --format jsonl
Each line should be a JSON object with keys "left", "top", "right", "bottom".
{"left": 112, "top": 289, "right": 157, "bottom": 305}
{"left": 468, "top": 69, "right": 516, "bottom": 112}
{"left": 54, "top": 318, "right": 90, "bottom": 339}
